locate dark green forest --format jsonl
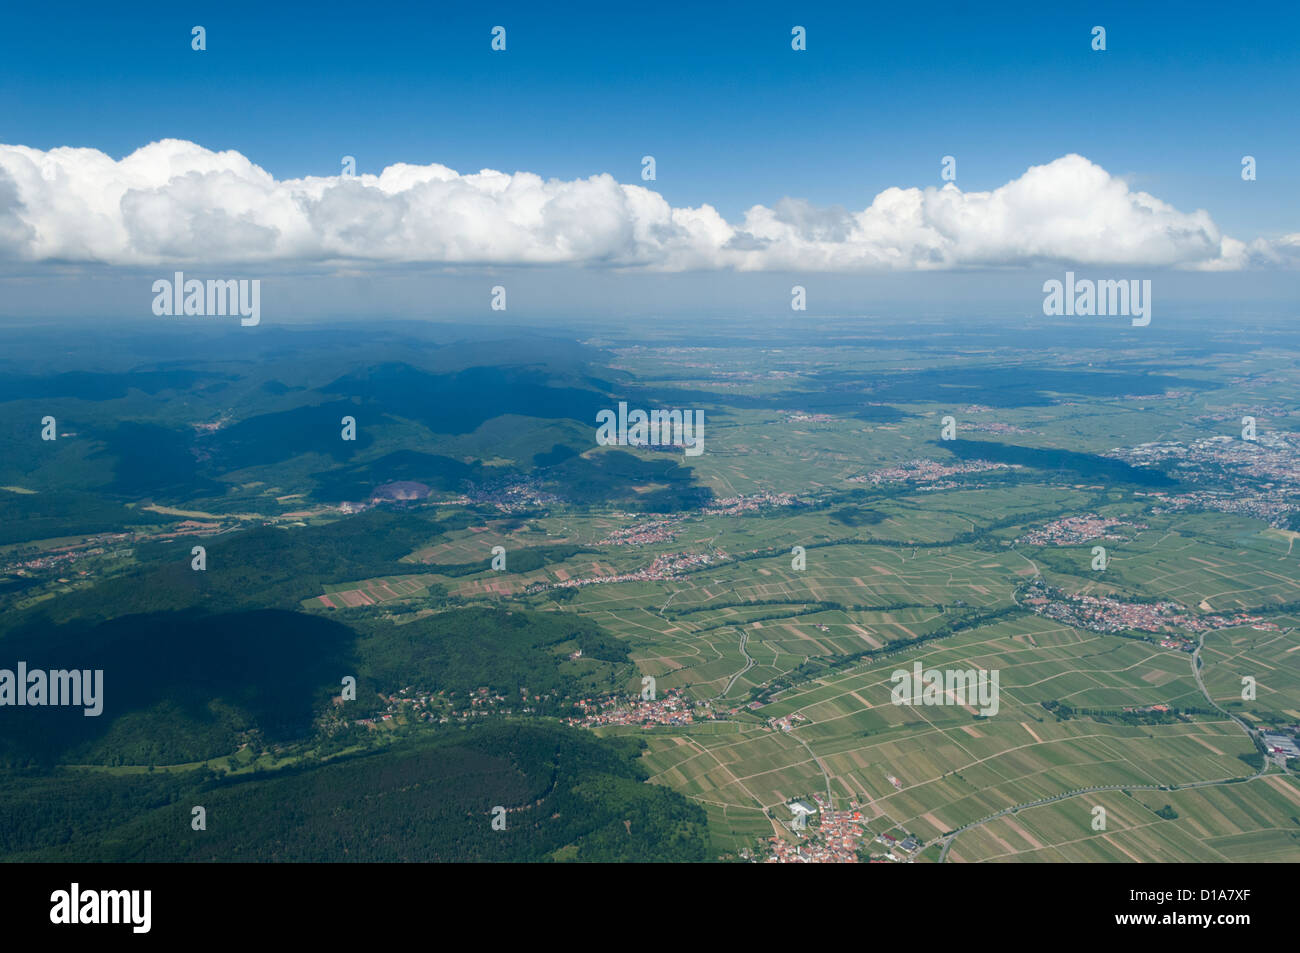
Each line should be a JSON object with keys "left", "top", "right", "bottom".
{"left": 0, "top": 723, "right": 709, "bottom": 862}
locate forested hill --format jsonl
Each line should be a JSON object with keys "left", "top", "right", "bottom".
{"left": 0, "top": 723, "right": 710, "bottom": 863}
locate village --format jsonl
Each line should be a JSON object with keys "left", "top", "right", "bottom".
{"left": 344, "top": 684, "right": 570, "bottom": 730}
{"left": 761, "top": 793, "right": 926, "bottom": 864}
{"left": 1143, "top": 488, "right": 1298, "bottom": 528}
{"left": 1016, "top": 514, "right": 1146, "bottom": 546}
{"left": 598, "top": 492, "right": 804, "bottom": 548}
{"left": 567, "top": 689, "right": 710, "bottom": 729}
{"left": 1108, "top": 430, "right": 1300, "bottom": 491}
{"left": 853, "top": 458, "right": 1022, "bottom": 486}
{"left": 0, "top": 519, "right": 237, "bottom": 582}
{"left": 703, "top": 491, "right": 803, "bottom": 516}
{"left": 527, "top": 549, "right": 725, "bottom": 592}
{"left": 599, "top": 516, "right": 683, "bottom": 546}
{"left": 1022, "top": 579, "right": 1264, "bottom": 638}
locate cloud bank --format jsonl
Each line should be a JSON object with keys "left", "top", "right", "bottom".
{"left": 0, "top": 139, "right": 1291, "bottom": 272}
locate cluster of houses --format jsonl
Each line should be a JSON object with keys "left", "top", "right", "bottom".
{"left": 961, "top": 421, "right": 1028, "bottom": 434}
{"left": 1023, "top": 579, "right": 1263, "bottom": 637}
{"left": 1110, "top": 432, "right": 1300, "bottom": 489}
{"left": 703, "top": 492, "right": 801, "bottom": 516}
{"left": 531, "top": 549, "right": 723, "bottom": 593}
{"left": 853, "top": 458, "right": 1020, "bottom": 486}
{"left": 767, "top": 713, "right": 808, "bottom": 733}
{"left": 1016, "top": 514, "right": 1145, "bottom": 547}
{"left": 767, "top": 795, "right": 866, "bottom": 863}
{"left": 764, "top": 793, "right": 926, "bottom": 864}
{"left": 1148, "top": 489, "right": 1297, "bottom": 528}
{"left": 599, "top": 516, "right": 682, "bottom": 546}
{"left": 347, "top": 684, "right": 566, "bottom": 730}
{"left": 568, "top": 690, "right": 709, "bottom": 729}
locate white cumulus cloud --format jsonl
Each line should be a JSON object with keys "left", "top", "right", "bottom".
{"left": 0, "top": 139, "right": 1286, "bottom": 272}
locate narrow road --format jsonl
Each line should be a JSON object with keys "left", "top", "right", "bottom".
{"left": 719, "top": 629, "right": 755, "bottom": 698}
{"left": 789, "top": 731, "right": 834, "bottom": 804}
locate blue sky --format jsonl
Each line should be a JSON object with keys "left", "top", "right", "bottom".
{"left": 2, "top": 0, "right": 1295, "bottom": 236}
{"left": 1, "top": 1, "right": 1297, "bottom": 322}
